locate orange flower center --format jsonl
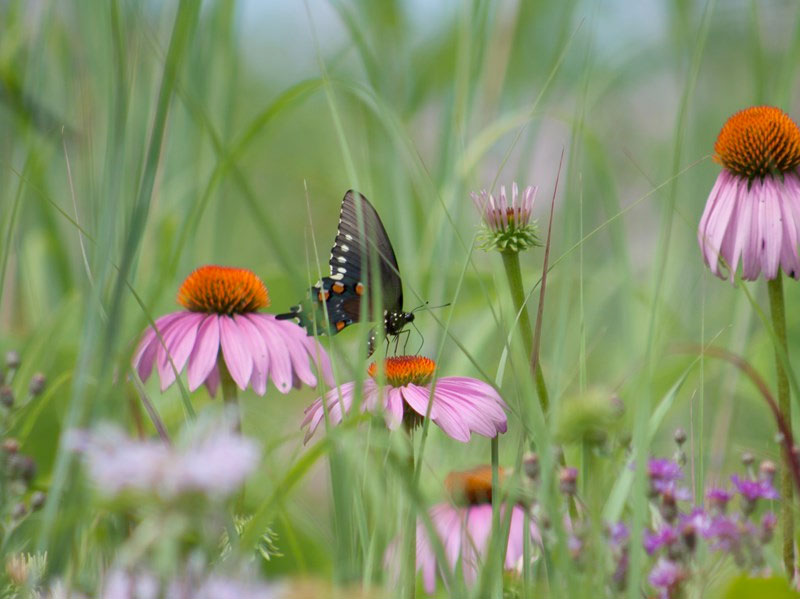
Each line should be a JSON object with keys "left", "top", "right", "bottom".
{"left": 445, "top": 466, "right": 507, "bottom": 505}
{"left": 177, "top": 265, "right": 269, "bottom": 314}
{"left": 367, "top": 355, "right": 436, "bottom": 387}
{"left": 714, "top": 106, "right": 800, "bottom": 179}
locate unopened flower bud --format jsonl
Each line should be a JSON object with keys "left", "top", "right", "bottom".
{"left": 2, "top": 438, "right": 20, "bottom": 454}
{"left": 5, "top": 351, "right": 20, "bottom": 371}
{"left": 0, "top": 386, "right": 13, "bottom": 408}
{"left": 523, "top": 453, "right": 539, "bottom": 481}
{"left": 30, "top": 491, "right": 46, "bottom": 511}
{"left": 673, "top": 428, "right": 687, "bottom": 446}
{"left": 28, "top": 373, "right": 46, "bottom": 396}
{"left": 11, "top": 502, "right": 27, "bottom": 520}
{"left": 559, "top": 467, "right": 578, "bottom": 496}
{"left": 660, "top": 491, "right": 678, "bottom": 524}
{"left": 759, "top": 460, "right": 777, "bottom": 484}
{"left": 8, "top": 454, "right": 36, "bottom": 483}
{"left": 741, "top": 452, "right": 754, "bottom": 468}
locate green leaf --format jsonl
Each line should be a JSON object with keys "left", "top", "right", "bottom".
{"left": 723, "top": 576, "right": 800, "bottom": 599}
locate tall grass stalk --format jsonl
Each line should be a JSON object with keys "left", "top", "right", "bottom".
{"left": 767, "top": 274, "right": 794, "bottom": 573}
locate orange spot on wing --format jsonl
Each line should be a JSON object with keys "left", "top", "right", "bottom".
{"left": 332, "top": 282, "right": 345, "bottom": 294}
{"left": 355, "top": 283, "right": 364, "bottom": 296}
{"left": 336, "top": 321, "right": 346, "bottom": 331}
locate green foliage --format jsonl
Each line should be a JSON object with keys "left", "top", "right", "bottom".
{"left": 1, "top": 0, "right": 799, "bottom": 597}
{"left": 722, "top": 576, "right": 800, "bottom": 599}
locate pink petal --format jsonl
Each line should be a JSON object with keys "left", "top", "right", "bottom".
{"left": 234, "top": 315, "right": 268, "bottom": 396}
{"left": 156, "top": 312, "right": 204, "bottom": 391}
{"left": 742, "top": 181, "right": 762, "bottom": 280}
{"left": 462, "top": 505, "right": 493, "bottom": 586}
{"left": 383, "top": 387, "right": 404, "bottom": 429}
{"left": 302, "top": 382, "right": 357, "bottom": 443}
{"left": 248, "top": 315, "right": 292, "bottom": 394}
{"left": 759, "top": 177, "right": 783, "bottom": 279}
{"left": 187, "top": 315, "right": 220, "bottom": 391}
{"left": 399, "top": 384, "right": 438, "bottom": 419}
{"left": 219, "top": 315, "right": 253, "bottom": 390}
{"left": 273, "top": 318, "right": 317, "bottom": 387}
{"left": 703, "top": 173, "right": 739, "bottom": 278}
{"left": 132, "top": 312, "right": 184, "bottom": 382}
{"left": 698, "top": 171, "right": 731, "bottom": 270}
{"left": 205, "top": 363, "right": 220, "bottom": 397}
{"left": 779, "top": 183, "right": 800, "bottom": 279}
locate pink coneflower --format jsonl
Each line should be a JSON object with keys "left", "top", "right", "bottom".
{"left": 411, "top": 466, "right": 539, "bottom": 593}
{"left": 698, "top": 106, "right": 800, "bottom": 281}
{"left": 301, "top": 356, "right": 507, "bottom": 443}
{"left": 132, "top": 265, "right": 332, "bottom": 396}
{"left": 471, "top": 183, "right": 540, "bottom": 252}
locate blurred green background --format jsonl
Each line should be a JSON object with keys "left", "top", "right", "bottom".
{"left": 2, "top": 0, "right": 800, "bottom": 595}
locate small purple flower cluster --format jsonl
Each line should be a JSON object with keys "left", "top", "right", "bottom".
{"left": 67, "top": 418, "right": 259, "bottom": 501}
{"left": 610, "top": 449, "right": 779, "bottom": 598}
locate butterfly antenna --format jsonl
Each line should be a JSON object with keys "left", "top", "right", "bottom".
{"left": 412, "top": 301, "right": 451, "bottom": 313}
{"left": 411, "top": 320, "right": 424, "bottom": 355}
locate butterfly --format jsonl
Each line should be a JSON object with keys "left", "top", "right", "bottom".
{"left": 277, "top": 190, "right": 414, "bottom": 354}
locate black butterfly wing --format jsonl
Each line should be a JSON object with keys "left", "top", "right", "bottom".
{"left": 330, "top": 190, "right": 403, "bottom": 314}
{"left": 277, "top": 190, "right": 403, "bottom": 335}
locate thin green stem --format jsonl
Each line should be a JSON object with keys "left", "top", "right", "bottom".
{"left": 490, "top": 436, "right": 501, "bottom": 598}
{"left": 500, "top": 250, "right": 549, "bottom": 414}
{"left": 767, "top": 274, "right": 794, "bottom": 574}
{"left": 405, "top": 427, "right": 417, "bottom": 599}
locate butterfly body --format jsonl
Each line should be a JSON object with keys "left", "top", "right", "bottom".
{"left": 277, "top": 191, "right": 413, "bottom": 353}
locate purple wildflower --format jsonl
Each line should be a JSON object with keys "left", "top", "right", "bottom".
{"left": 644, "top": 525, "right": 679, "bottom": 556}
{"left": 731, "top": 474, "right": 779, "bottom": 502}
{"left": 69, "top": 422, "right": 259, "bottom": 500}
{"left": 609, "top": 522, "right": 630, "bottom": 547}
{"left": 706, "top": 487, "right": 733, "bottom": 512}
{"left": 705, "top": 515, "right": 743, "bottom": 555}
{"left": 648, "top": 558, "right": 685, "bottom": 599}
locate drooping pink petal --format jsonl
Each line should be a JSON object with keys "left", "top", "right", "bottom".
{"left": 383, "top": 387, "right": 404, "bottom": 430}
{"left": 304, "top": 335, "right": 335, "bottom": 386}
{"left": 698, "top": 171, "right": 730, "bottom": 269}
{"left": 187, "top": 315, "right": 220, "bottom": 391}
{"left": 302, "top": 382, "right": 357, "bottom": 443}
{"left": 205, "top": 363, "right": 220, "bottom": 397}
{"left": 434, "top": 382, "right": 507, "bottom": 435}
{"left": 218, "top": 315, "right": 253, "bottom": 390}
{"left": 778, "top": 181, "right": 800, "bottom": 279}
{"left": 759, "top": 177, "right": 783, "bottom": 279}
{"left": 233, "top": 315, "right": 268, "bottom": 396}
{"left": 273, "top": 318, "right": 317, "bottom": 387}
{"left": 398, "top": 383, "right": 438, "bottom": 419}
{"left": 248, "top": 314, "right": 292, "bottom": 393}
{"left": 132, "top": 312, "right": 185, "bottom": 382}
{"left": 742, "top": 180, "right": 762, "bottom": 280}
{"left": 434, "top": 388, "right": 499, "bottom": 438}
{"left": 156, "top": 312, "right": 204, "bottom": 390}
{"left": 730, "top": 183, "right": 754, "bottom": 281}
{"left": 462, "top": 505, "right": 493, "bottom": 586}
{"left": 703, "top": 173, "right": 740, "bottom": 278}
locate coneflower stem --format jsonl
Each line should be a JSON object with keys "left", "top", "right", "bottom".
{"left": 501, "top": 250, "right": 549, "bottom": 414}
{"left": 767, "top": 274, "right": 794, "bottom": 575}
{"left": 405, "top": 427, "right": 417, "bottom": 599}
{"left": 490, "top": 436, "right": 501, "bottom": 598}
{"left": 218, "top": 357, "right": 240, "bottom": 432}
